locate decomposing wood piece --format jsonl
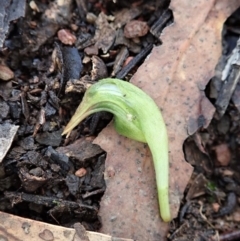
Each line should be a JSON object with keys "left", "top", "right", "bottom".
{"left": 0, "top": 80, "right": 12, "bottom": 100}
{"left": 65, "top": 174, "right": 81, "bottom": 196}
{"left": 111, "top": 46, "right": 129, "bottom": 76}
{"left": 215, "top": 38, "right": 240, "bottom": 118}
{"left": 48, "top": 90, "right": 60, "bottom": 109}
{"left": 20, "top": 92, "right": 30, "bottom": 121}
{"left": 89, "top": 154, "right": 105, "bottom": 188}
{"left": 0, "top": 174, "right": 19, "bottom": 191}
{"left": 76, "top": 12, "right": 116, "bottom": 52}
{"left": 209, "top": 56, "right": 227, "bottom": 99}
{"left": 44, "top": 102, "right": 56, "bottom": 118}
{"left": 0, "top": 64, "right": 14, "bottom": 80}
{"left": 213, "top": 192, "right": 237, "bottom": 217}
{"left": 114, "top": 29, "right": 141, "bottom": 54}
{"left": 184, "top": 136, "right": 212, "bottom": 174}
{"left": 45, "top": 146, "right": 70, "bottom": 173}
{"left": 18, "top": 167, "right": 48, "bottom": 192}
{"left": 75, "top": 0, "right": 88, "bottom": 20}
{"left": 84, "top": 45, "right": 99, "bottom": 56}
{"left": 65, "top": 76, "right": 93, "bottom": 94}
{"left": 178, "top": 201, "right": 192, "bottom": 223}
{"left": 185, "top": 173, "right": 208, "bottom": 200}
{"left": 56, "top": 137, "right": 104, "bottom": 163}
{"left": 76, "top": 34, "right": 95, "bottom": 50}
{"left": 0, "top": 99, "right": 9, "bottom": 118}
{"left": 217, "top": 230, "right": 240, "bottom": 241}
{"left": 87, "top": 112, "right": 112, "bottom": 135}
{"left": 44, "top": 0, "right": 72, "bottom": 25}
{"left": 85, "top": 113, "right": 103, "bottom": 136}
{"left": 222, "top": 39, "right": 240, "bottom": 81}
{"left": 5, "top": 191, "right": 96, "bottom": 211}
{"left": 40, "top": 91, "right": 47, "bottom": 106}
{"left": 86, "top": 13, "right": 97, "bottom": 24}
{"left": 113, "top": 7, "right": 142, "bottom": 28}
{"left": 53, "top": 43, "right": 83, "bottom": 95}
{"left": 35, "top": 129, "right": 62, "bottom": 147}
{"left": 26, "top": 93, "right": 40, "bottom": 105}
{"left": 124, "top": 20, "right": 149, "bottom": 38}
{"left": 51, "top": 42, "right": 64, "bottom": 75}
{"left": 215, "top": 64, "right": 240, "bottom": 118}
{"left": 82, "top": 188, "right": 105, "bottom": 199}
{"left": 0, "top": 0, "right": 25, "bottom": 47}
{"left": 62, "top": 46, "right": 82, "bottom": 82}
{"left": 155, "top": 0, "right": 171, "bottom": 9}
{"left": 116, "top": 44, "right": 153, "bottom": 79}
{"left": 0, "top": 123, "right": 19, "bottom": 162}
{"left": 150, "top": 9, "right": 172, "bottom": 38}
{"left": 0, "top": 211, "right": 134, "bottom": 241}
{"left": 168, "top": 221, "right": 189, "bottom": 240}
{"left": 94, "top": 13, "right": 116, "bottom": 54}
{"left": 232, "top": 82, "right": 240, "bottom": 112}
{"left": 21, "top": 0, "right": 73, "bottom": 53}
{"left": 91, "top": 56, "right": 108, "bottom": 81}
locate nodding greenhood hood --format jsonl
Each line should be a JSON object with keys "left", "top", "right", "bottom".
{"left": 62, "top": 78, "right": 171, "bottom": 222}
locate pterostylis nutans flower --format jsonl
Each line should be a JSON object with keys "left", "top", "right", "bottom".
{"left": 62, "top": 78, "right": 171, "bottom": 222}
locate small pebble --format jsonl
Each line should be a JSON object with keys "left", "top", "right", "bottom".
{"left": 58, "top": 29, "right": 76, "bottom": 45}
{"left": 123, "top": 56, "right": 134, "bottom": 67}
{"left": 82, "top": 56, "right": 91, "bottom": 64}
{"left": 124, "top": 20, "right": 149, "bottom": 38}
{"left": 75, "top": 167, "right": 87, "bottom": 177}
{"left": 232, "top": 211, "right": 240, "bottom": 222}
{"left": 29, "top": 0, "right": 40, "bottom": 12}
{"left": 70, "top": 24, "right": 78, "bottom": 31}
{"left": 212, "top": 202, "right": 220, "bottom": 212}
{"left": 214, "top": 144, "right": 231, "bottom": 166}
{"left": 0, "top": 64, "right": 14, "bottom": 81}
{"left": 86, "top": 12, "right": 97, "bottom": 24}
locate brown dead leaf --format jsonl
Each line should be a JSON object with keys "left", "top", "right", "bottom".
{"left": 94, "top": 0, "right": 240, "bottom": 240}
{"left": 0, "top": 123, "right": 19, "bottom": 163}
{"left": 186, "top": 173, "right": 208, "bottom": 200}
{"left": 95, "top": 125, "right": 169, "bottom": 240}
{"left": 0, "top": 211, "right": 133, "bottom": 241}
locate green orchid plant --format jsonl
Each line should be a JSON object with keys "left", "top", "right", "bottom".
{"left": 62, "top": 78, "right": 171, "bottom": 222}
